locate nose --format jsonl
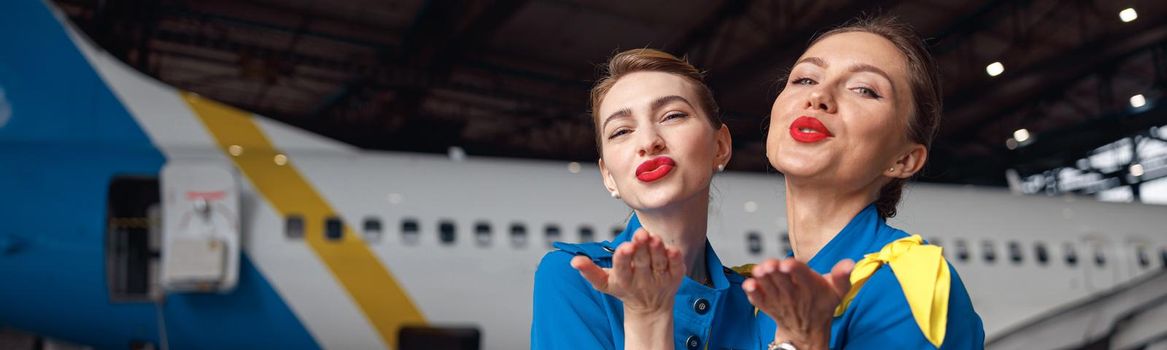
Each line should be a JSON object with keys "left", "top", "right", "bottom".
{"left": 636, "top": 127, "right": 666, "bottom": 157}
{"left": 805, "top": 86, "right": 837, "bottom": 114}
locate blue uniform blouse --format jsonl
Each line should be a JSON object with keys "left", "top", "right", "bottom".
{"left": 756, "top": 204, "right": 985, "bottom": 349}
{"left": 531, "top": 215, "right": 762, "bottom": 350}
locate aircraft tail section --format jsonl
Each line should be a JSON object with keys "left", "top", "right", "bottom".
{"left": 0, "top": 0, "right": 154, "bottom": 147}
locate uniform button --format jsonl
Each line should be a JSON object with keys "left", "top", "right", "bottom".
{"left": 693, "top": 298, "right": 710, "bottom": 315}
{"left": 685, "top": 335, "right": 700, "bottom": 350}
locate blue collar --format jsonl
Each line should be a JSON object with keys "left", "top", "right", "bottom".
{"left": 613, "top": 213, "right": 731, "bottom": 291}
{"left": 803, "top": 204, "right": 908, "bottom": 274}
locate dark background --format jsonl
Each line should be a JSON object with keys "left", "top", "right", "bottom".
{"left": 54, "top": 0, "right": 1167, "bottom": 195}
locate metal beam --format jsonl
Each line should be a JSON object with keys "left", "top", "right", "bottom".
{"left": 941, "top": 17, "right": 1167, "bottom": 145}
{"left": 666, "top": 0, "right": 749, "bottom": 59}
{"left": 311, "top": 0, "right": 530, "bottom": 121}
{"left": 708, "top": 0, "right": 902, "bottom": 92}
{"left": 1010, "top": 98, "right": 1167, "bottom": 176}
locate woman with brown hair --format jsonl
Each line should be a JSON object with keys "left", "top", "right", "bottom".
{"left": 745, "top": 17, "right": 985, "bottom": 350}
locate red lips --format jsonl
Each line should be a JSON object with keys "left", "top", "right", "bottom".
{"left": 635, "top": 157, "right": 675, "bottom": 183}
{"left": 789, "top": 116, "right": 833, "bottom": 143}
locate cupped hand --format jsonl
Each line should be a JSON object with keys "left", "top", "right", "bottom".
{"left": 571, "top": 228, "right": 686, "bottom": 315}
{"left": 743, "top": 258, "right": 854, "bottom": 349}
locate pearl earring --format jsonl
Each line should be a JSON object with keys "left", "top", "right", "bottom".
{"left": 717, "top": 164, "right": 725, "bottom": 172}
{"left": 610, "top": 191, "right": 620, "bottom": 199}
{"left": 888, "top": 167, "right": 895, "bottom": 173}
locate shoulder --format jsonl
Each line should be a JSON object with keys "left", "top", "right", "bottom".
{"left": 939, "top": 264, "right": 986, "bottom": 349}
{"left": 535, "top": 241, "right": 616, "bottom": 292}
{"left": 535, "top": 248, "right": 592, "bottom": 289}
{"left": 533, "top": 249, "right": 603, "bottom": 309}
{"left": 535, "top": 250, "right": 581, "bottom": 279}
{"left": 844, "top": 257, "right": 983, "bottom": 349}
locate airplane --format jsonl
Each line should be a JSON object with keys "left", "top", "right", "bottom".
{"left": 1, "top": 0, "right": 1165, "bottom": 349}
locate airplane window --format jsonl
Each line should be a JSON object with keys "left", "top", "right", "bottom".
{"left": 439, "top": 220, "right": 456, "bottom": 245}
{"left": 1161, "top": 248, "right": 1167, "bottom": 269}
{"left": 544, "top": 225, "right": 562, "bottom": 247}
{"left": 747, "top": 231, "right": 763, "bottom": 255}
{"left": 611, "top": 226, "right": 623, "bottom": 238}
{"left": 1136, "top": 245, "right": 1150, "bottom": 268}
{"left": 474, "top": 221, "right": 491, "bottom": 247}
{"left": 363, "top": 217, "right": 382, "bottom": 243}
{"left": 325, "top": 217, "right": 344, "bottom": 241}
{"left": 286, "top": 214, "right": 305, "bottom": 239}
{"left": 1034, "top": 243, "right": 1049, "bottom": 265}
{"left": 1094, "top": 246, "right": 1106, "bottom": 267}
{"left": 401, "top": 218, "right": 420, "bottom": 245}
{"left": 1064, "top": 243, "right": 1078, "bottom": 267}
{"left": 579, "top": 226, "right": 595, "bottom": 243}
{"left": 982, "top": 240, "right": 997, "bottom": 264}
{"left": 955, "top": 240, "right": 969, "bottom": 263}
{"left": 509, "top": 223, "right": 527, "bottom": 248}
{"left": 1008, "top": 241, "right": 1023, "bottom": 264}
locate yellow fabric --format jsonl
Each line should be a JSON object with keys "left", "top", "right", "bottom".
{"left": 834, "top": 235, "right": 950, "bottom": 347}
{"left": 729, "top": 264, "right": 756, "bottom": 278}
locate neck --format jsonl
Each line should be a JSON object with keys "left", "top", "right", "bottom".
{"left": 784, "top": 178, "right": 877, "bottom": 261}
{"left": 633, "top": 188, "right": 711, "bottom": 284}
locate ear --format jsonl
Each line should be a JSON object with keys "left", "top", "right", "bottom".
{"left": 714, "top": 123, "right": 733, "bottom": 169}
{"left": 889, "top": 143, "right": 927, "bottom": 179}
{"left": 598, "top": 158, "right": 619, "bottom": 194}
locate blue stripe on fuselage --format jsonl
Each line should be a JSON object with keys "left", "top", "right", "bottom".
{"left": 0, "top": 1, "right": 318, "bottom": 348}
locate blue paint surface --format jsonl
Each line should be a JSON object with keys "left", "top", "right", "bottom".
{"left": 0, "top": 1, "right": 319, "bottom": 348}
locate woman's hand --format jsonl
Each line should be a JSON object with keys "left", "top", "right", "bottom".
{"left": 571, "top": 228, "right": 686, "bottom": 314}
{"left": 572, "top": 229, "right": 685, "bottom": 350}
{"left": 743, "top": 258, "right": 855, "bottom": 350}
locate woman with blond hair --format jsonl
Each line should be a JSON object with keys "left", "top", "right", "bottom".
{"left": 531, "top": 48, "right": 761, "bottom": 350}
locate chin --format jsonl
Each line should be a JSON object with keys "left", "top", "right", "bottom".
{"left": 628, "top": 184, "right": 696, "bottom": 211}
{"left": 629, "top": 193, "right": 681, "bottom": 211}
{"left": 769, "top": 151, "right": 829, "bottom": 178}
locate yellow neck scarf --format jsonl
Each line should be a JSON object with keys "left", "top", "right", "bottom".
{"left": 835, "top": 234, "right": 950, "bottom": 347}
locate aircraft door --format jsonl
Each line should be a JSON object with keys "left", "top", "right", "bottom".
{"left": 1082, "top": 235, "right": 1116, "bottom": 294}
{"left": 160, "top": 162, "right": 240, "bottom": 293}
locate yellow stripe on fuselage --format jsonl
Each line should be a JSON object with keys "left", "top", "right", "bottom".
{"left": 182, "top": 92, "right": 424, "bottom": 348}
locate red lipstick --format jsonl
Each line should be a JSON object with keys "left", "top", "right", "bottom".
{"left": 635, "top": 157, "right": 675, "bottom": 183}
{"left": 789, "top": 116, "right": 833, "bottom": 143}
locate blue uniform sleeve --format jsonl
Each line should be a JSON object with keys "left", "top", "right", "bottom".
{"left": 938, "top": 266, "right": 985, "bottom": 350}
{"left": 531, "top": 250, "right": 615, "bottom": 350}
{"left": 836, "top": 265, "right": 984, "bottom": 350}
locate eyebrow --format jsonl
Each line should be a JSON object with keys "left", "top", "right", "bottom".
{"left": 794, "top": 56, "right": 897, "bottom": 93}
{"left": 601, "top": 95, "right": 695, "bottom": 130}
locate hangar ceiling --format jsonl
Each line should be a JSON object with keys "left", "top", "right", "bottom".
{"left": 53, "top": 0, "right": 1167, "bottom": 191}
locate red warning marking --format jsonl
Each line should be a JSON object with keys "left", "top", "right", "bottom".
{"left": 186, "top": 191, "right": 226, "bottom": 201}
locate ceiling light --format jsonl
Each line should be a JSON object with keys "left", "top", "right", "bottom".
{"left": 1119, "top": 8, "right": 1138, "bottom": 23}
{"left": 1005, "top": 138, "right": 1019, "bottom": 150}
{"left": 1013, "top": 128, "right": 1031, "bottom": 143}
{"left": 1130, "top": 94, "right": 1146, "bottom": 108}
{"left": 986, "top": 62, "right": 1005, "bottom": 77}
{"left": 448, "top": 146, "right": 466, "bottom": 162}
{"left": 1130, "top": 163, "right": 1145, "bottom": 177}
